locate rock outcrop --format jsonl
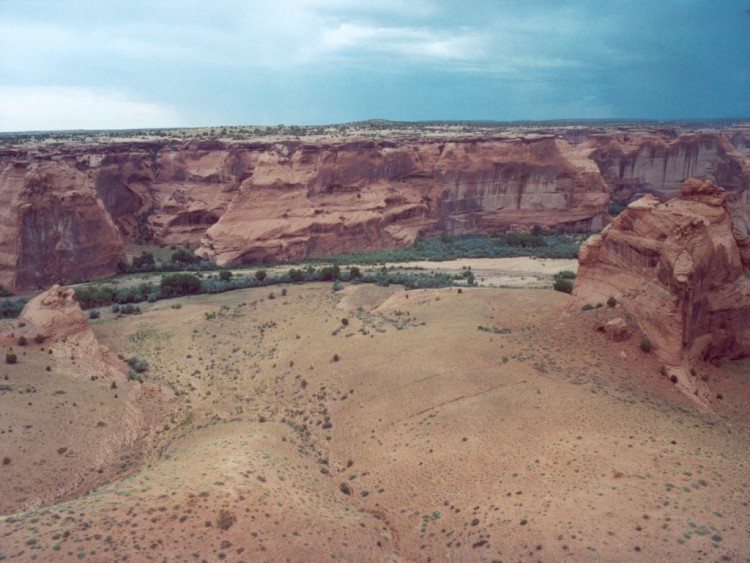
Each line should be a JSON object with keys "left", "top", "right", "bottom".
{"left": 0, "top": 125, "right": 748, "bottom": 290}
{"left": 570, "top": 179, "right": 750, "bottom": 371}
{"left": 17, "top": 284, "right": 121, "bottom": 378}
{"left": 0, "top": 159, "right": 126, "bottom": 290}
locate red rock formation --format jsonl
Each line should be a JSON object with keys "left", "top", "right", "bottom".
{"left": 570, "top": 179, "right": 750, "bottom": 371}
{"left": 0, "top": 127, "right": 748, "bottom": 289}
{"left": 197, "top": 137, "right": 610, "bottom": 265}
{"left": 0, "top": 158, "right": 126, "bottom": 290}
{"left": 585, "top": 132, "right": 749, "bottom": 202}
{"left": 17, "top": 284, "right": 123, "bottom": 378}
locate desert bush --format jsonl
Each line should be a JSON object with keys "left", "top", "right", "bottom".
{"left": 640, "top": 336, "right": 653, "bottom": 353}
{"left": 88, "top": 309, "right": 101, "bottom": 320}
{"left": 120, "top": 304, "right": 141, "bottom": 315}
{"left": 219, "top": 270, "right": 233, "bottom": 282}
{"left": 288, "top": 268, "right": 304, "bottom": 282}
{"left": 126, "top": 357, "right": 149, "bottom": 373}
{"left": 216, "top": 509, "right": 236, "bottom": 531}
{"left": 255, "top": 270, "right": 267, "bottom": 282}
{"left": 5, "top": 352, "right": 17, "bottom": 364}
{"left": 0, "top": 298, "right": 27, "bottom": 319}
{"left": 0, "top": 284, "right": 12, "bottom": 297}
{"left": 16, "top": 336, "right": 27, "bottom": 346}
{"left": 553, "top": 278, "right": 574, "bottom": 294}
{"left": 607, "top": 296, "right": 617, "bottom": 307}
{"left": 131, "top": 251, "right": 155, "bottom": 271}
{"left": 349, "top": 266, "right": 361, "bottom": 279}
{"left": 33, "top": 334, "right": 44, "bottom": 344}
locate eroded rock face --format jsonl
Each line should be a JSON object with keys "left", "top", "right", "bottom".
{"left": 570, "top": 179, "right": 750, "bottom": 367}
{"left": 0, "top": 159, "right": 126, "bottom": 290}
{"left": 197, "top": 137, "right": 610, "bottom": 265}
{"left": 1, "top": 127, "right": 748, "bottom": 289}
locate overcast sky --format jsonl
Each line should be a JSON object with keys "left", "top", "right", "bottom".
{"left": 1, "top": 0, "right": 748, "bottom": 131}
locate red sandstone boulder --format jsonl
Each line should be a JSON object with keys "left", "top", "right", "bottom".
{"left": 596, "top": 317, "right": 631, "bottom": 342}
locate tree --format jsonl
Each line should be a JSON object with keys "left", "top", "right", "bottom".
{"left": 131, "top": 252, "right": 155, "bottom": 271}
{"left": 160, "top": 273, "right": 202, "bottom": 298}
{"left": 171, "top": 248, "right": 201, "bottom": 265}
{"left": 255, "top": 270, "right": 267, "bottom": 282}
{"left": 219, "top": 270, "right": 233, "bottom": 282}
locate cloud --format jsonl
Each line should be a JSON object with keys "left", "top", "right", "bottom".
{"left": 0, "top": 87, "right": 181, "bottom": 132}
{"left": 318, "top": 23, "right": 486, "bottom": 63}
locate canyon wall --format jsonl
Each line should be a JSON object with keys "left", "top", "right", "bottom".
{"left": 0, "top": 127, "right": 748, "bottom": 290}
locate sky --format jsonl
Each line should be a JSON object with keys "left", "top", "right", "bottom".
{"left": 1, "top": 0, "right": 749, "bottom": 131}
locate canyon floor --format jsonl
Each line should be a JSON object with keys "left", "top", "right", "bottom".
{"left": 1, "top": 260, "right": 750, "bottom": 562}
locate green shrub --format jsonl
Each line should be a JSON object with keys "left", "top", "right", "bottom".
{"left": 33, "top": 334, "right": 44, "bottom": 344}
{"left": 0, "top": 298, "right": 27, "bottom": 319}
{"left": 288, "top": 268, "right": 304, "bottom": 282}
{"left": 607, "top": 296, "right": 617, "bottom": 307}
{"left": 5, "top": 352, "right": 17, "bottom": 364}
{"left": 349, "top": 266, "right": 361, "bottom": 279}
{"left": 171, "top": 248, "right": 201, "bottom": 265}
{"left": 555, "top": 270, "right": 577, "bottom": 280}
{"left": 219, "top": 270, "right": 233, "bottom": 282}
{"left": 553, "top": 278, "right": 574, "bottom": 294}
{"left": 126, "top": 357, "right": 149, "bottom": 373}
{"left": 255, "top": 270, "right": 267, "bottom": 282}
{"left": 16, "top": 336, "right": 27, "bottom": 346}
{"left": 88, "top": 310, "right": 101, "bottom": 320}
{"left": 0, "top": 284, "right": 12, "bottom": 297}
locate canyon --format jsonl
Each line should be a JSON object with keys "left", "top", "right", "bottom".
{"left": 1, "top": 123, "right": 748, "bottom": 290}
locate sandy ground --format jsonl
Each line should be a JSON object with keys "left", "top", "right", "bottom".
{"left": 1, "top": 269, "right": 749, "bottom": 561}
{"left": 389, "top": 257, "right": 579, "bottom": 287}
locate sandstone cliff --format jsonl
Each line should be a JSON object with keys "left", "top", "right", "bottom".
{"left": 0, "top": 126, "right": 748, "bottom": 290}
{"left": 0, "top": 157, "right": 126, "bottom": 290}
{"left": 570, "top": 179, "right": 750, "bottom": 375}
{"left": 197, "top": 137, "right": 609, "bottom": 265}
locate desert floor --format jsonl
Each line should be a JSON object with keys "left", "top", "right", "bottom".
{"left": 1, "top": 260, "right": 749, "bottom": 562}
